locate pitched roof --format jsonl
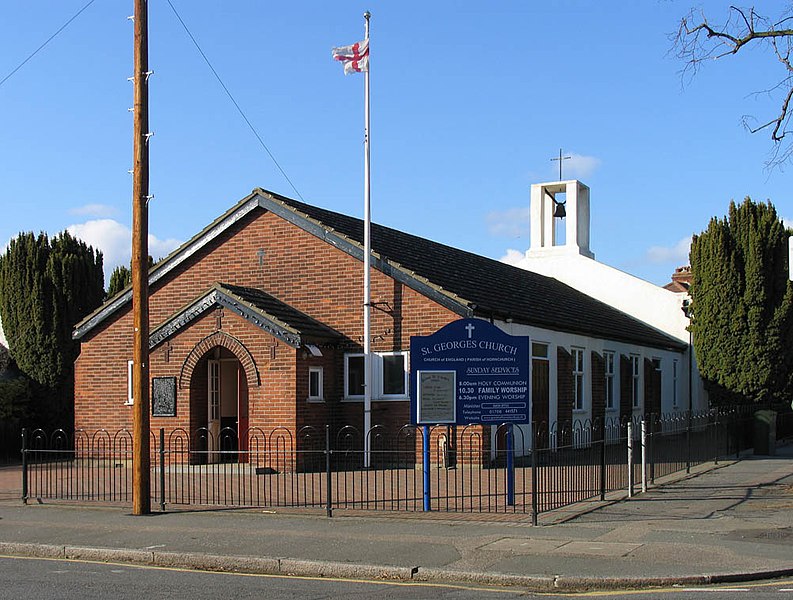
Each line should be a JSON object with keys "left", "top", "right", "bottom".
{"left": 75, "top": 188, "right": 686, "bottom": 352}
{"left": 149, "top": 283, "right": 343, "bottom": 350}
{"left": 259, "top": 190, "right": 686, "bottom": 352}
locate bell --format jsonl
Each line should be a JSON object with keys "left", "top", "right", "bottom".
{"left": 553, "top": 202, "right": 566, "bottom": 219}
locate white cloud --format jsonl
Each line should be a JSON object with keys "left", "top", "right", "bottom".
{"left": 67, "top": 219, "right": 181, "bottom": 284}
{"left": 69, "top": 204, "right": 119, "bottom": 218}
{"left": 486, "top": 207, "right": 530, "bottom": 238}
{"left": 499, "top": 248, "right": 527, "bottom": 266}
{"left": 782, "top": 215, "right": 792, "bottom": 229}
{"left": 561, "top": 153, "right": 601, "bottom": 179}
{"left": 644, "top": 236, "right": 692, "bottom": 265}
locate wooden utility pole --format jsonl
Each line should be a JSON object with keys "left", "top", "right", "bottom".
{"left": 132, "top": 0, "right": 151, "bottom": 515}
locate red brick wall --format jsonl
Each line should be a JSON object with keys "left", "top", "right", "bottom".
{"left": 74, "top": 208, "right": 459, "bottom": 442}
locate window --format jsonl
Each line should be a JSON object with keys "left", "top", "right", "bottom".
{"left": 604, "top": 351, "right": 615, "bottom": 410}
{"left": 572, "top": 347, "right": 585, "bottom": 411}
{"left": 308, "top": 367, "right": 324, "bottom": 401}
{"left": 126, "top": 360, "right": 134, "bottom": 405}
{"left": 381, "top": 352, "right": 408, "bottom": 397}
{"left": 344, "top": 352, "right": 409, "bottom": 400}
{"left": 531, "top": 342, "right": 549, "bottom": 359}
{"left": 345, "top": 354, "right": 365, "bottom": 398}
{"left": 672, "top": 359, "right": 679, "bottom": 408}
{"left": 631, "top": 355, "right": 641, "bottom": 409}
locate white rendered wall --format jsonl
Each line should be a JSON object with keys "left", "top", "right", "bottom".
{"left": 521, "top": 179, "right": 707, "bottom": 412}
{"left": 490, "top": 317, "right": 690, "bottom": 457}
{"left": 516, "top": 248, "right": 706, "bottom": 412}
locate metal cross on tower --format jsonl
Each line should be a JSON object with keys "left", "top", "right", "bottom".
{"left": 550, "top": 148, "right": 571, "bottom": 180}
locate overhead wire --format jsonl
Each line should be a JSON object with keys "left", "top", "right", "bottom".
{"left": 165, "top": 0, "right": 305, "bottom": 202}
{"left": 0, "top": 0, "right": 98, "bottom": 89}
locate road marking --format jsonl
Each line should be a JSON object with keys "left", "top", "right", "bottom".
{"left": 675, "top": 589, "right": 750, "bottom": 592}
{"left": 0, "top": 555, "right": 521, "bottom": 595}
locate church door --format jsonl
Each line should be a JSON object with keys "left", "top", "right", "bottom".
{"left": 207, "top": 359, "right": 221, "bottom": 461}
{"left": 531, "top": 344, "right": 550, "bottom": 450}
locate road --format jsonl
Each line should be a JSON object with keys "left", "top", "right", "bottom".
{"left": 3, "top": 556, "right": 793, "bottom": 599}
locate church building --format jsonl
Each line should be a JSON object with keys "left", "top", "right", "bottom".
{"left": 514, "top": 180, "right": 706, "bottom": 415}
{"left": 72, "top": 185, "right": 688, "bottom": 457}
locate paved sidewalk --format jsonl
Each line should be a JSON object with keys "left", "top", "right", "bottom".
{"left": 1, "top": 445, "right": 792, "bottom": 591}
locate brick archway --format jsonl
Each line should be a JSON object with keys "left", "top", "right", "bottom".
{"left": 179, "top": 331, "right": 260, "bottom": 389}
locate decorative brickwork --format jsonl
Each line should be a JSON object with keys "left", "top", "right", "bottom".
{"left": 180, "top": 331, "right": 260, "bottom": 390}
{"left": 73, "top": 208, "right": 458, "bottom": 444}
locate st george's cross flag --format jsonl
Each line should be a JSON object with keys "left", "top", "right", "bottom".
{"left": 332, "top": 39, "right": 369, "bottom": 74}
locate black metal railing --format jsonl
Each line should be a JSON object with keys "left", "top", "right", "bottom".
{"left": 18, "top": 404, "right": 792, "bottom": 520}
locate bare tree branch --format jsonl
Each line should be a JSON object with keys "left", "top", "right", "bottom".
{"left": 672, "top": 4, "right": 793, "bottom": 170}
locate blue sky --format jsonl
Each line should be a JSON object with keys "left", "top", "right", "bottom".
{"left": 0, "top": 0, "right": 789, "bottom": 288}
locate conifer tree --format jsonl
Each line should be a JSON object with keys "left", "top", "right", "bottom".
{"left": 106, "top": 256, "right": 155, "bottom": 300}
{"left": 689, "top": 198, "right": 793, "bottom": 405}
{"left": 0, "top": 231, "right": 104, "bottom": 424}
{"left": 106, "top": 265, "right": 131, "bottom": 299}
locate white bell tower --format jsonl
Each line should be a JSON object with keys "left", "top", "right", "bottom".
{"left": 528, "top": 180, "right": 594, "bottom": 259}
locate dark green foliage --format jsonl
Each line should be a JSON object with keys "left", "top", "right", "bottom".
{"left": 107, "top": 265, "right": 131, "bottom": 299}
{"left": 0, "top": 231, "right": 105, "bottom": 425}
{"left": 0, "top": 377, "right": 33, "bottom": 421}
{"left": 106, "top": 256, "right": 157, "bottom": 300}
{"left": 689, "top": 198, "right": 793, "bottom": 405}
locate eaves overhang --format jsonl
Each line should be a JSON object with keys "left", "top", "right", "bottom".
{"left": 73, "top": 194, "right": 260, "bottom": 340}
{"left": 149, "top": 283, "right": 306, "bottom": 350}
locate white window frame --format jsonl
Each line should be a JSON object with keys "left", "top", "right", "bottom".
{"left": 572, "top": 347, "right": 585, "bottom": 411}
{"left": 672, "top": 359, "right": 679, "bottom": 408}
{"left": 631, "top": 354, "right": 641, "bottom": 409}
{"left": 344, "top": 354, "right": 365, "bottom": 399}
{"left": 531, "top": 341, "right": 549, "bottom": 359}
{"left": 343, "top": 351, "right": 410, "bottom": 401}
{"left": 126, "top": 360, "right": 134, "bottom": 405}
{"left": 379, "top": 351, "right": 409, "bottom": 399}
{"left": 308, "top": 366, "right": 324, "bottom": 402}
{"left": 604, "top": 351, "right": 615, "bottom": 411}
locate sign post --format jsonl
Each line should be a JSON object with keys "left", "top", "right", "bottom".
{"left": 410, "top": 318, "right": 530, "bottom": 511}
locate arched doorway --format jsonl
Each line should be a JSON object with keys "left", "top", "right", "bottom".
{"left": 192, "top": 346, "right": 249, "bottom": 463}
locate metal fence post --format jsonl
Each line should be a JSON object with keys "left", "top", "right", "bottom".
{"left": 735, "top": 410, "right": 740, "bottom": 460}
{"left": 422, "top": 425, "right": 431, "bottom": 512}
{"left": 599, "top": 423, "right": 606, "bottom": 501}
{"left": 506, "top": 424, "right": 515, "bottom": 507}
{"left": 325, "top": 425, "right": 332, "bottom": 518}
{"left": 530, "top": 423, "right": 538, "bottom": 526}
{"left": 159, "top": 428, "right": 166, "bottom": 512}
{"left": 649, "top": 414, "right": 655, "bottom": 485}
{"left": 627, "top": 420, "right": 634, "bottom": 498}
{"left": 21, "top": 428, "right": 28, "bottom": 504}
{"left": 686, "top": 409, "right": 692, "bottom": 474}
{"left": 641, "top": 419, "right": 647, "bottom": 494}
{"left": 714, "top": 410, "right": 719, "bottom": 465}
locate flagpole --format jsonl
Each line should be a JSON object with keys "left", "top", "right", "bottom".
{"left": 363, "top": 10, "right": 372, "bottom": 469}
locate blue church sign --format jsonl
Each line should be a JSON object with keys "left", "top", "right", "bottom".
{"left": 410, "top": 319, "right": 530, "bottom": 425}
